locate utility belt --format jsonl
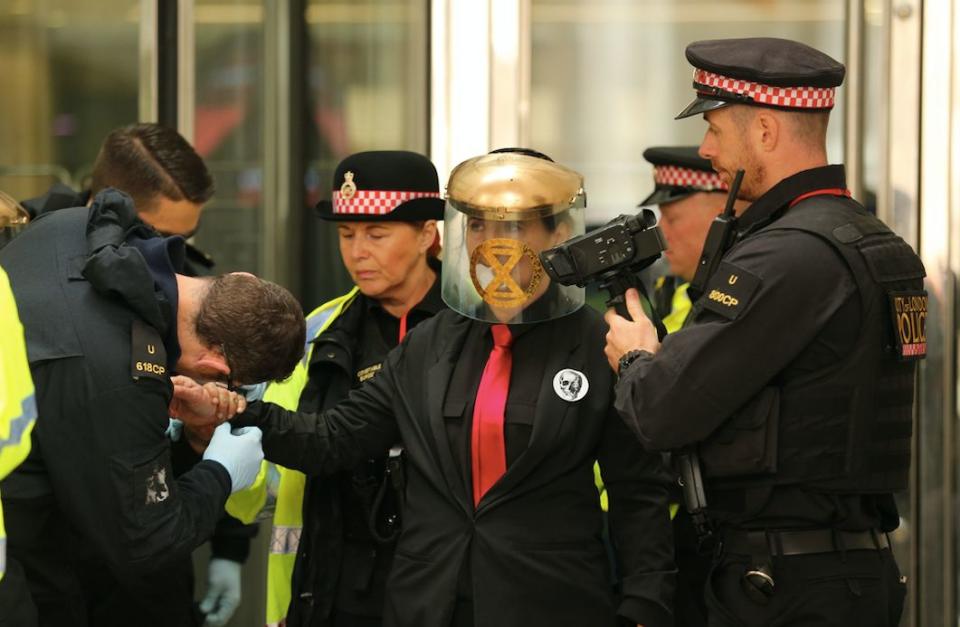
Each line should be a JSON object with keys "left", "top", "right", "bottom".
{"left": 717, "top": 527, "right": 891, "bottom": 605}
{"left": 721, "top": 527, "right": 890, "bottom": 558}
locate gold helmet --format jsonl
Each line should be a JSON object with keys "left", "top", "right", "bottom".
{"left": 441, "top": 150, "right": 586, "bottom": 324}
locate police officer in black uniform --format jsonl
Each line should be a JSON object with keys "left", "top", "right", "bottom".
{"left": 14, "top": 122, "right": 258, "bottom": 627}
{"left": 289, "top": 151, "right": 447, "bottom": 627}
{"left": 0, "top": 187, "right": 304, "bottom": 627}
{"left": 605, "top": 37, "right": 925, "bottom": 626}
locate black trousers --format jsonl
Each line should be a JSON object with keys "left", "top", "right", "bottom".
{"left": 332, "top": 610, "right": 383, "bottom": 627}
{"left": 0, "top": 557, "right": 38, "bottom": 627}
{"left": 704, "top": 547, "right": 905, "bottom": 627}
{"left": 4, "top": 495, "right": 202, "bottom": 627}
{"left": 673, "top": 511, "right": 710, "bottom": 627}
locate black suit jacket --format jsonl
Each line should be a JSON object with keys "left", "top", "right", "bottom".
{"left": 239, "top": 307, "right": 675, "bottom": 627}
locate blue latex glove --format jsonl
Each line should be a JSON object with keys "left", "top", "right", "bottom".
{"left": 202, "top": 423, "right": 264, "bottom": 493}
{"left": 200, "top": 558, "right": 242, "bottom": 627}
{"left": 241, "top": 382, "right": 267, "bottom": 402}
{"left": 165, "top": 418, "right": 184, "bottom": 442}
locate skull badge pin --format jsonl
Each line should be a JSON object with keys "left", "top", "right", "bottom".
{"left": 553, "top": 368, "right": 589, "bottom": 402}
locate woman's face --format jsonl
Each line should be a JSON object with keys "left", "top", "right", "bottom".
{"left": 337, "top": 220, "right": 435, "bottom": 301}
{"left": 465, "top": 216, "right": 570, "bottom": 308}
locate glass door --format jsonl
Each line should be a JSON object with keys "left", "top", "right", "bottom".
{"left": 0, "top": 0, "right": 141, "bottom": 200}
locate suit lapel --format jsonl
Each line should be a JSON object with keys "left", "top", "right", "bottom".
{"left": 476, "top": 317, "right": 583, "bottom": 515}
{"left": 424, "top": 325, "right": 474, "bottom": 517}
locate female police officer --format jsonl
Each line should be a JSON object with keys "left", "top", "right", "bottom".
{"left": 180, "top": 149, "right": 675, "bottom": 627}
{"left": 225, "top": 151, "right": 446, "bottom": 627}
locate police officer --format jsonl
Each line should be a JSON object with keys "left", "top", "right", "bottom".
{"left": 226, "top": 151, "right": 447, "bottom": 627}
{"left": 19, "top": 123, "right": 217, "bottom": 276}
{"left": 639, "top": 147, "right": 746, "bottom": 626}
{"left": 0, "top": 196, "right": 38, "bottom": 627}
{"left": 605, "top": 38, "right": 924, "bottom": 625}
{"left": 0, "top": 188, "right": 304, "bottom": 626}
{"left": 642, "top": 146, "right": 749, "bottom": 334}
{"left": 179, "top": 148, "right": 677, "bottom": 627}
{"left": 16, "top": 122, "right": 258, "bottom": 627}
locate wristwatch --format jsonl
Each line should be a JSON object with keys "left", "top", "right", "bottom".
{"left": 617, "top": 349, "right": 652, "bottom": 377}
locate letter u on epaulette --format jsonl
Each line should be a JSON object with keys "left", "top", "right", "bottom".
{"left": 131, "top": 319, "right": 168, "bottom": 381}
{"left": 700, "top": 262, "right": 762, "bottom": 320}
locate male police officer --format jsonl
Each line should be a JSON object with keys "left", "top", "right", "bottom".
{"left": 606, "top": 38, "right": 924, "bottom": 625}
{"left": 16, "top": 122, "right": 259, "bottom": 627}
{"left": 19, "top": 123, "right": 217, "bottom": 275}
{"left": 0, "top": 188, "right": 305, "bottom": 626}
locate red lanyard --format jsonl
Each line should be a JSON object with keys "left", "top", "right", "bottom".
{"left": 789, "top": 187, "right": 851, "bottom": 208}
{"left": 398, "top": 313, "right": 408, "bottom": 342}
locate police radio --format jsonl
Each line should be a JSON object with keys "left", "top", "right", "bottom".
{"left": 539, "top": 209, "right": 668, "bottom": 338}
{"left": 688, "top": 169, "right": 745, "bottom": 301}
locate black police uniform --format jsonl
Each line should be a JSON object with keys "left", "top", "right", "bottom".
{"left": 18, "top": 182, "right": 257, "bottom": 626}
{"left": 0, "top": 191, "right": 232, "bottom": 626}
{"left": 616, "top": 38, "right": 925, "bottom": 626}
{"left": 234, "top": 304, "right": 676, "bottom": 627}
{"left": 287, "top": 261, "right": 445, "bottom": 627}
{"left": 616, "top": 165, "right": 922, "bottom": 625}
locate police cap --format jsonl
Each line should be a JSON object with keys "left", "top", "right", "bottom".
{"left": 676, "top": 37, "right": 846, "bottom": 119}
{"left": 640, "top": 146, "right": 726, "bottom": 206}
{"left": 316, "top": 150, "right": 444, "bottom": 222}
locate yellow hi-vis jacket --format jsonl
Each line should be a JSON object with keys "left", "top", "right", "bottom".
{"left": 226, "top": 288, "right": 359, "bottom": 627}
{"left": 659, "top": 279, "right": 692, "bottom": 334}
{"left": 0, "top": 267, "right": 38, "bottom": 580}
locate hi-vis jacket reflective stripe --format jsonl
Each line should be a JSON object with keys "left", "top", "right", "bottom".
{"left": 0, "top": 267, "right": 37, "bottom": 580}
{"left": 226, "top": 287, "right": 359, "bottom": 627}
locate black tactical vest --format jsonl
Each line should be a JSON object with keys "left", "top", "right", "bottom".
{"left": 698, "top": 196, "right": 926, "bottom": 494}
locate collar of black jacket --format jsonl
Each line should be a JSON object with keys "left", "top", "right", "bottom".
{"left": 20, "top": 182, "right": 90, "bottom": 220}
{"left": 81, "top": 188, "right": 183, "bottom": 366}
{"left": 128, "top": 234, "right": 186, "bottom": 368}
{"left": 736, "top": 164, "right": 847, "bottom": 236}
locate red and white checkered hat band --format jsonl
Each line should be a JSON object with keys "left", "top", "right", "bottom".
{"left": 654, "top": 165, "right": 726, "bottom": 191}
{"left": 694, "top": 69, "right": 836, "bottom": 109}
{"left": 332, "top": 189, "right": 441, "bottom": 216}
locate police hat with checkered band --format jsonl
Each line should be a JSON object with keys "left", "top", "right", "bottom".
{"left": 316, "top": 150, "right": 445, "bottom": 221}
{"left": 675, "top": 37, "right": 846, "bottom": 119}
{"left": 640, "top": 146, "right": 727, "bottom": 206}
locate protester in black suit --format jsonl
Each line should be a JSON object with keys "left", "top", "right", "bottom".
{"left": 176, "top": 148, "right": 676, "bottom": 627}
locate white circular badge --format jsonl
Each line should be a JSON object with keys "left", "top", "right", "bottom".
{"left": 553, "top": 368, "right": 589, "bottom": 402}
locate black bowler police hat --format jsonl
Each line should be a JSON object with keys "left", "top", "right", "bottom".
{"left": 676, "top": 37, "right": 846, "bottom": 119}
{"left": 640, "top": 146, "right": 726, "bottom": 206}
{"left": 316, "top": 150, "right": 445, "bottom": 222}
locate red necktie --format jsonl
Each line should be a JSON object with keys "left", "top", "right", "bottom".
{"left": 471, "top": 324, "right": 513, "bottom": 507}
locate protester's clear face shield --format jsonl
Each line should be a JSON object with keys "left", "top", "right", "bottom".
{"left": 442, "top": 201, "right": 586, "bottom": 324}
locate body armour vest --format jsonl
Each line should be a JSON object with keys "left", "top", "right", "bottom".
{"left": 698, "top": 196, "right": 926, "bottom": 494}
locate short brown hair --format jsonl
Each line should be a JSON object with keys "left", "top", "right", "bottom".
{"left": 194, "top": 274, "right": 306, "bottom": 384}
{"left": 786, "top": 110, "right": 830, "bottom": 146}
{"left": 90, "top": 123, "right": 214, "bottom": 211}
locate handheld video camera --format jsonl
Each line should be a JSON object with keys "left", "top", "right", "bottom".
{"left": 539, "top": 209, "right": 667, "bottom": 335}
